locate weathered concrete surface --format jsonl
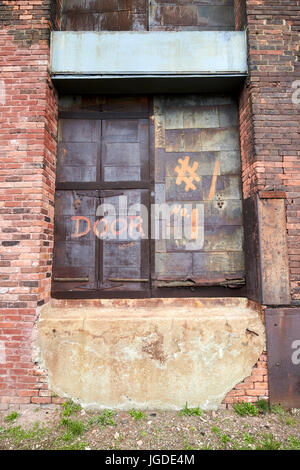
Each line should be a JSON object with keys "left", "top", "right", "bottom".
{"left": 38, "top": 298, "right": 265, "bottom": 410}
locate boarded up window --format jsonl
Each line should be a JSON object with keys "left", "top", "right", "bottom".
{"left": 61, "top": 0, "right": 148, "bottom": 31}
{"left": 152, "top": 95, "right": 245, "bottom": 291}
{"left": 52, "top": 95, "right": 245, "bottom": 298}
{"left": 61, "top": 0, "right": 235, "bottom": 32}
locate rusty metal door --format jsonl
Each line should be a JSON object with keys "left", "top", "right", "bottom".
{"left": 53, "top": 94, "right": 246, "bottom": 298}
{"left": 266, "top": 308, "right": 300, "bottom": 409}
{"left": 52, "top": 111, "right": 151, "bottom": 298}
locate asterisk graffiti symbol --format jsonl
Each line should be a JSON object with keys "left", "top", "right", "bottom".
{"left": 175, "top": 156, "right": 200, "bottom": 192}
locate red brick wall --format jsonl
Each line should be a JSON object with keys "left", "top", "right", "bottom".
{"left": 223, "top": 352, "right": 268, "bottom": 405}
{"left": 225, "top": 0, "right": 300, "bottom": 404}
{"left": 0, "top": 0, "right": 61, "bottom": 409}
{"left": 2, "top": 0, "right": 300, "bottom": 408}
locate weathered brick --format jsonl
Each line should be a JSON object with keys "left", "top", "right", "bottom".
{"left": 0, "top": 0, "right": 61, "bottom": 406}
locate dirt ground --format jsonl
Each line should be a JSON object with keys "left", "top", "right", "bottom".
{"left": 0, "top": 401, "right": 299, "bottom": 450}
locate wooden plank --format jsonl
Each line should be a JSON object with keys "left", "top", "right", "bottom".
{"left": 258, "top": 198, "right": 290, "bottom": 305}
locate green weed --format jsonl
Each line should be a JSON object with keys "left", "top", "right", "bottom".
{"left": 256, "top": 399, "right": 269, "bottom": 414}
{"left": 2, "top": 423, "right": 48, "bottom": 446}
{"left": 60, "top": 417, "right": 85, "bottom": 436}
{"left": 96, "top": 409, "right": 116, "bottom": 426}
{"left": 4, "top": 411, "right": 19, "bottom": 423}
{"left": 179, "top": 403, "right": 202, "bottom": 417}
{"left": 233, "top": 402, "right": 259, "bottom": 417}
{"left": 129, "top": 409, "right": 146, "bottom": 421}
{"left": 256, "top": 433, "right": 281, "bottom": 450}
{"left": 284, "top": 417, "right": 297, "bottom": 427}
{"left": 62, "top": 400, "right": 81, "bottom": 417}
{"left": 243, "top": 432, "right": 255, "bottom": 445}
{"left": 56, "top": 441, "right": 88, "bottom": 451}
{"left": 285, "top": 436, "right": 300, "bottom": 450}
{"left": 271, "top": 404, "right": 285, "bottom": 418}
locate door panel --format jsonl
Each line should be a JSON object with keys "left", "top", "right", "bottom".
{"left": 102, "top": 119, "right": 149, "bottom": 183}
{"left": 57, "top": 119, "right": 100, "bottom": 184}
{"left": 52, "top": 190, "right": 98, "bottom": 292}
{"left": 98, "top": 189, "right": 150, "bottom": 293}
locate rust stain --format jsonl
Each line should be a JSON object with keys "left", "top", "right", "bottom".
{"left": 208, "top": 160, "right": 220, "bottom": 200}
{"left": 191, "top": 207, "right": 198, "bottom": 240}
{"left": 73, "top": 198, "right": 81, "bottom": 210}
{"left": 119, "top": 241, "right": 135, "bottom": 250}
{"left": 142, "top": 330, "right": 167, "bottom": 364}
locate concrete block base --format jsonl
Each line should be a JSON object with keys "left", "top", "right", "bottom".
{"left": 38, "top": 298, "right": 265, "bottom": 410}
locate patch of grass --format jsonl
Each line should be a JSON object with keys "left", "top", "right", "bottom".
{"left": 243, "top": 432, "right": 255, "bottom": 445}
{"left": 220, "top": 433, "right": 231, "bottom": 446}
{"left": 87, "top": 409, "right": 116, "bottom": 428}
{"left": 199, "top": 444, "right": 213, "bottom": 450}
{"left": 211, "top": 426, "right": 230, "bottom": 447}
{"left": 284, "top": 417, "right": 297, "bottom": 427}
{"left": 153, "top": 425, "right": 161, "bottom": 440}
{"left": 211, "top": 425, "right": 221, "bottom": 435}
{"left": 96, "top": 409, "right": 116, "bottom": 427}
{"left": 232, "top": 441, "right": 248, "bottom": 451}
{"left": 271, "top": 404, "right": 285, "bottom": 418}
{"left": 231, "top": 432, "right": 256, "bottom": 450}
{"left": 2, "top": 423, "right": 48, "bottom": 446}
{"left": 129, "top": 409, "right": 146, "bottom": 421}
{"left": 256, "top": 433, "right": 281, "bottom": 451}
{"left": 60, "top": 417, "right": 85, "bottom": 436}
{"left": 285, "top": 436, "right": 300, "bottom": 450}
{"left": 183, "top": 442, "right": 197, "bottom": 450}
{"left": 4, "top": 411, "right": 19, "bottom": 423}
{"left": 179, "top": 403, "right": 202, "bottom": 417}
{"left": 61, "top": 431, "right": 74, "bottom": 442}
{"left": 56, "top": 441, "right": 88, "bottom": 451}
{"left": 256, "top": 399, "right": 269, "bottom": 414}
{"left": 62, "top": 399, "right": 81, "bottom": 417}
{"left": 233, "top": 402, "right": 259, "bottom": 417}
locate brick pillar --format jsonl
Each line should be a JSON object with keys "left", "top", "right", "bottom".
{"left": 239, "top": 0, "right": 300, "bottom": 302}
{"left": 0, "top": 1, "right": 61, "bottom": 409}
{"left": 224, "top": 0, "right": 300, "bottom": 405}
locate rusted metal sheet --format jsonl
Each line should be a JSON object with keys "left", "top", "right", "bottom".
{"left": 53, "top": 190, "right": 98, "bottom": 292}
{"left": 234, "top": 0, "right": 247, "bottom": 31}
{"left": 150, "top": 0, "right": 235, "bottom": 31}
{"left": 53, "top": 95, "right": 247, "bottom": 298}
{"left": 51, "top": 31, "right": 248, "bottom": 76}
{"left": 153, "top": 95, "right": 245, "bottom": 286}
{"left": 59, "top": 95, "right": 150, "bottom": 116}
{"left": 258, "top": 198, "right": 290, "bottom": 305}
{"left": 61, "top": 0, "right": 148, "bottom": 31}
{"left": 61, "top": 0, "right": 236, "bottom": 32}
{"left": 52, "top": 98, "right": 151, "bottom": 297}
{"left": 266, "top": 308, "right": 300, "bottom": 409}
